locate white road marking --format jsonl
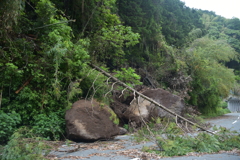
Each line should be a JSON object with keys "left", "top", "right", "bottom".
{"left": 232, "top": 120, "right": 237, "bottom": 124}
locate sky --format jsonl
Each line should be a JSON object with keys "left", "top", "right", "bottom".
{"left": 181, "top": 0, "right": 240, "bottom": 19}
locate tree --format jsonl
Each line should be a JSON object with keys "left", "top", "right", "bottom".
{"left": 183, "top": 37, "right": 237, "bottom": 114}
{"left": 64, "top": 0, "right": 140, "bottom": 68}
{"left": 0, "top": 0, "right": 89, "bottom": 128}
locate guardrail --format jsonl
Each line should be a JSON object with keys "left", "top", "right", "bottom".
{"left": 228, "top": 97, "right": 240, "bottom": 113}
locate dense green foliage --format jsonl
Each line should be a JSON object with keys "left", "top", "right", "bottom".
{"left": 182, "top": 37, "right": 237, "bottom": 114}
{"left": 32, "top": 111, "right": 65, "bottom": 140}
{"left": 0, "top": 111, "right": 21, "bottom": 143}
{"left": 0, "top": 0, "right": 240, "bottom": 145}
{"left": 114, "top": 67, "right": 142, "bottom": 88}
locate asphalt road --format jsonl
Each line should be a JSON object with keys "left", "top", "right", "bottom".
{"left": 51, "top": 113, "right": 240, "bottom": 160}
{"left": 206, "top": 113, "right": 240, "bottom": 132}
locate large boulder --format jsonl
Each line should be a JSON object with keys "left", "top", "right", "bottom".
{"left": 65, "top": 99, "right": 122, "bottom": 142}
{"left": 123, "top": 88, "right": 185, "bottom": 127}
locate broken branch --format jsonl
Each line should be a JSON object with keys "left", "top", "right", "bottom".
{"left": 15, "top": 76, "right": 34, "bottom": 94}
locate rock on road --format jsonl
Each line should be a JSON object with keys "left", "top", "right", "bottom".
{"left": 50, "top": 113, "right": 240, "bottom": 160}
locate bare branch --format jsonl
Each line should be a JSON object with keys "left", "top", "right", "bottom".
{"left": 85, "top": 72, "right": 101, "bottom": 101}
{"left": 185, "top": 121, "right": 191, "bottom": 133}
{"left": 175, "top": 115, "right": 187, "bottom": 135}
{"left": 119, "top": 88, "right": 127, "bottom": 98}
{"left": 91, "top": 73, "right": 101, "bottom": 102}
{"left": 91, "top": 82, "right": 106, "bottom": 100}
{"left": 106, "top": 77, "right": 111, "bottom": 85}
{"left": 104, "top": 82, "right": 117, "bottom": 98}
{"left": 130, "top": 91, "right": 136, "bottom": 105}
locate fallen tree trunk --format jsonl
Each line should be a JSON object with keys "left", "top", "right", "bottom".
{"left": 89, "top": 63, "right": 215, "bottom": 135}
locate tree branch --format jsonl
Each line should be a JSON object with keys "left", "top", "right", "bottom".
{"left": 15, "top": 76, "right": 34, "bottom": 94}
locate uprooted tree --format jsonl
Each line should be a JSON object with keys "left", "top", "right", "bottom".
{"left": 89, "top": 63, "right": 215, "bottom": 134}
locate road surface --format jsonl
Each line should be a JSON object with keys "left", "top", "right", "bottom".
{"left": 50, "top": 113, "right": 240, "bottom": 160}
{"left": 206, "top": 113, "right": 240, "bottom": 132}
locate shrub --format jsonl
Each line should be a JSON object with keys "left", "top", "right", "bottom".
{"left": 0, "top": 111, "right": 21, "bottom": 143}
{"left": 32, "top": 111, "right": 65, "bottom": 140}
{"left": 1, "top": 127, "right": 51, "bottom": 160}
{"left": 219, "top": 101, "right": 228, "bottom": 109}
